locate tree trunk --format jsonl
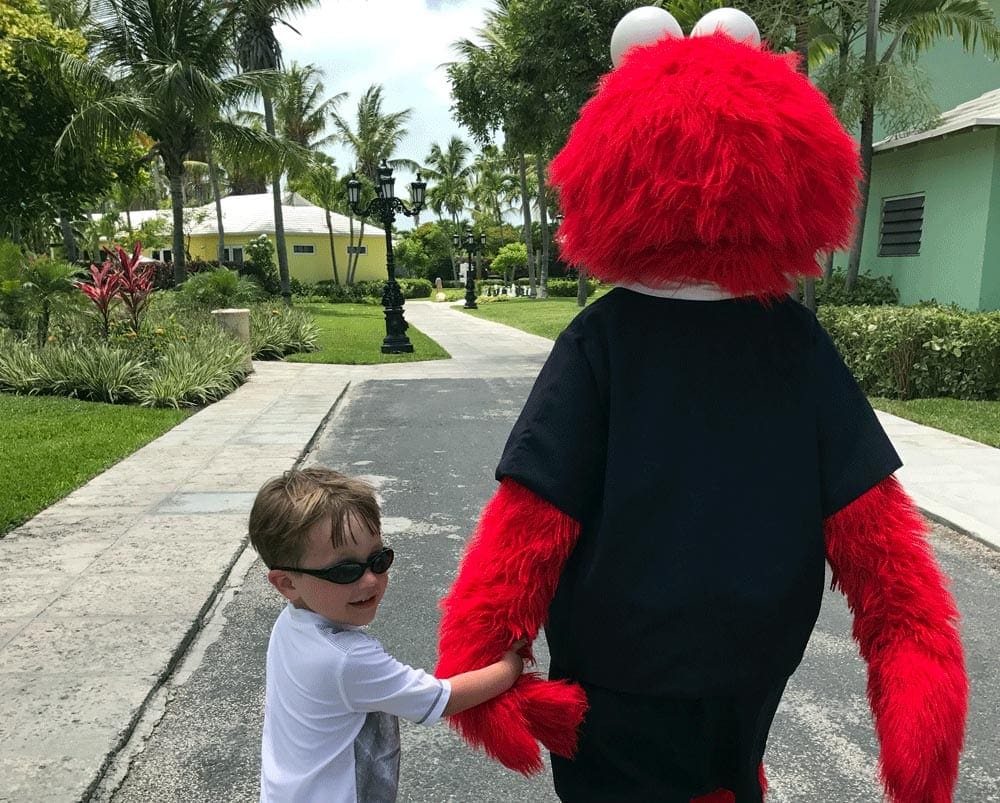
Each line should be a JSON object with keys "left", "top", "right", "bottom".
{"left": 577, "top": 268, "right": 588, "bottom": 308}
{"left": 263, "top": 94, "right": 291, "bottom": 305}
{"left": 347, "top": 214, "right": 357, "bottom": 284}
{"left": 207, "top": 138, "right": 226, "bottom": 264}
{"left": 793, "top": 13, "right": 818, "bottom": 311}
{"left": 823, "top": 252, "right": 835, "bottom": 281}
{"left": 58, "top": 211, "right": 77, "bottom": 262}
{"left": 326, "top": 210, "right": 340, "bottom": 285}
{"left": 355, "top": 222, "right": 365, "bottom": 281}
{"left": 167, "top": 161, "right": 186, "bottom": 285}
{"left": 847, "top": 0, "right": 880, "bottom": 293}
{"left": 535, "top": 152, "right": 549, "bottom": 299}
{"left": 518, "top": 152, "right": 536, "bottom": 296}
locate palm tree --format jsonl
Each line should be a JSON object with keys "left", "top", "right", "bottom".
{"left": 292, "top": 158, "right": 344, "bottom": 285}
{"left": 469, "top": 144, "right": 517, "bottom": 235}
{"left": 233, "top": 0, "right": 320, "bottom": 304}
{"left": 275, "top": 63, "right": 344, "bottom": 151}
{"left": 52, "top": 0, "right": 292, "bottom": 285}
{"left": 423, "top": 136, "right": 472, "bottom": 227}
{"left": 20, "top": 257, "right": 81, "bottom": 347}
{"left": 424, "top": 136, "right": 472, "bottom": 280}
{"left": 832, "top": 0, "right": 1000, "bottom": 289}
{"left": 330, "top": 84, "right": 416, "bottom": 282}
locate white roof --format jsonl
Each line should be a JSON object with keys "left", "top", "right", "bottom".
{"left": 874, "top": 87, "right": 1000, "bottom": 153}
{"left": 100, "top": 192, "right": 383, "bottom": 237}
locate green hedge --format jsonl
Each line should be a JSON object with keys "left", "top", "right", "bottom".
{"left": 546, "top": 278, "right": 600, "bottom": 297}
{"left": 819, "top": 304, "right": 1000, "bottom": 400}
{"left": 813, "top": 270, "right": 899, "bottom": 306}
{"left": 313, "top": 278, "right": 432, "bottom": 303}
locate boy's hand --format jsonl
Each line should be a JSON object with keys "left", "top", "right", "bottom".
{"left": 501, "top": 641, "right": 527, "bottom": 685}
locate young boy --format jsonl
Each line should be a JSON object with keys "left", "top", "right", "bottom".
{"left": 249, "top": 467, "right": 525, "bottom": 803}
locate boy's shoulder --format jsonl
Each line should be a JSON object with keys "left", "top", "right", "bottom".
{"left": 274, "top": 605, "right": 380, "bottom": 656}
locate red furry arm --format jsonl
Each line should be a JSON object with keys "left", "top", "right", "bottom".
{"left": 436, "top": 478, "right": 587, "bottom": 774}
{"left": 824, "top": 476, "right": 967, "bottom": 803}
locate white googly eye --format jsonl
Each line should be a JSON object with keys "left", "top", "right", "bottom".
{"left": 690, "top": 8, "right": 761, "bottom": 47}
{"left": 610, "top": 6, "right": 684, "bottom": 67}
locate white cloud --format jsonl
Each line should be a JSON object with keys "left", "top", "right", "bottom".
{"left": 277, "top": 0, "right": 491, "bottom": 184}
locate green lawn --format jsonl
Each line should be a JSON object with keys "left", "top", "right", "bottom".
{"left": 871, "top": 398, "right": 1000, "bottom": 448}
{"left": 465, "top": 296, "right": 595, "bottom": 339}
{"left": 0, "top": 394, "right": 189, "bottom": 536}
{"left": 287, "top": 302, "right": 450, "bottom": 364}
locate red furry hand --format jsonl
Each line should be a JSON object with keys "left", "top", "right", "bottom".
{"left": 870, "top": 648, "right": 966, "bottom": 803}
{"left": 444, "top": 673, "right": 588, "bottom": 775}
{"left": 436, "top": 479, "right": 587, "bottom": 774}
{"left": 825, "top": 476, "right": 967, "bottom": 803}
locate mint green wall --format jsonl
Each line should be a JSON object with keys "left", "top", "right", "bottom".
{"left": 981, "top": 137, "right": 1000, "bottom": 310}
{"left": 861, "top": 129, "right": 997, "bottom": 308}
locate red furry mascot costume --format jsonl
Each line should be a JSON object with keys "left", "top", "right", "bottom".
{"left": 436, "top": 7, "right": 967, "bottom": 802}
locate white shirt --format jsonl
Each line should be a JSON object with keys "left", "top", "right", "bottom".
{"left": 260, "top": 604, "right": 451, "bottom": 803}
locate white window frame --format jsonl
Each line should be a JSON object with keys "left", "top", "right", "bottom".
{"left": 222, "top": 246, "right": 245, "bottom": 264}
{"left": 292, "top": 244, "right": 316, "bottom": 254}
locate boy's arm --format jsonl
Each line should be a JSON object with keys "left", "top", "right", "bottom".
{"left": 443, "top": 648, "right": 524, "bottom": 716}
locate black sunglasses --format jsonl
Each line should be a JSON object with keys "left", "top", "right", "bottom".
{"left": 273, "top": 547, "right": 394, "bottom": 585}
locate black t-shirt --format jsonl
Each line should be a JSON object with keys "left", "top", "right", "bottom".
{"left": 497, "top": 288, "right": 901, "bottom": 696}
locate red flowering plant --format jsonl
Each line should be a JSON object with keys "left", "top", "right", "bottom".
{"left": 110, "top": 242, "right": 154, "bottom": 334}
{"left": 76, "top": 258, "right": 124, "bottom": 340}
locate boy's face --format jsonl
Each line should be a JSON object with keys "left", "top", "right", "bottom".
{"left": 268, "top": 514, "right": 388, "bottom": 627}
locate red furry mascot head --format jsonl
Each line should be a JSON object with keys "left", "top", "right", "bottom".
{"left": 550, "top": 12, "right": 860, "bottom": 298}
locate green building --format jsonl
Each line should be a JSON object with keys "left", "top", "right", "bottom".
{"left": 859, "top": 0, "right": 1000, "bottom": 310}
{"left": 861, "top": 91, "right": 1000, "bottom": 310}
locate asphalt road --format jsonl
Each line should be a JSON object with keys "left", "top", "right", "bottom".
{"left": 107, "top": 378, "right": 1000, "bottom": 803}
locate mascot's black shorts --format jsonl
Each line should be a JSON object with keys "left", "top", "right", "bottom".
{"left": 549, "top": 667, "right": 787, "bottom": 803}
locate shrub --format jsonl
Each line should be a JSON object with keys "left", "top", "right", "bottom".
{"left": 110, "top": 244, "right": 155, "bottom": 334}
{"left": 546, "top": 278, "right": 599, "bottom": 298}
{"left": 397, "top": 278, "right": 433, "bottom": 298}
{"left": 0, "top": 338, "right": 145, "bottom": 404}
{"left": 0, "top": 331, "right": 46, "bottom": 393}
{"left": 314, "top": 280, "right": 383, "bottom": 304}
{"left": 138, "top": 330, "right": 248, "bottom": 408}
{"left": 176, "top": 268, "right": 264, "bottom": 310}
{"left": 76, "top": 260, "right": 123, "bottom": 339}
{"left": 819, "top": 304, "right": 1000, "bottom": 400}
{"left": 244, "top": 235, "right": 280, "bottom": 294}
{"left": 250, "top": 304, "right": 319, "bottom": 359}
{"left": 0, "top": 240, "right": 30, "bottom": 334}
{"left": 813, "top": 270, "right": 899, "bottom": 306}
{"left": 491, "top": 243, "right": 527, "bottom": 282}
{"left": 41, "top": 342, "right": 147, "bottom": 404}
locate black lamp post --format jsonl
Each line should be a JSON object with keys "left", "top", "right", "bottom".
{"left": 452, "top": 226, "right": 486, "bottom": 310}
{"left": 346, "top": 160, "right": 426, "bottom": 353}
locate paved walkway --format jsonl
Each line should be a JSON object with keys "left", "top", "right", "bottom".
{"left": 0, "top": 300, "right": 997, "bottom": 802}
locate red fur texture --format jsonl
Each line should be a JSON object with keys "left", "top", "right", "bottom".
{"left": 549, "top": 34, "right": 861, "bottom": 298}
{"left": 824, "top": 476, "right": 968, "bottom": 802}
{"left": 689, "top": 763, "right": 767, "bottom": 802}
{"left": 436, "top": 478, "right": 588, "bottom": 774}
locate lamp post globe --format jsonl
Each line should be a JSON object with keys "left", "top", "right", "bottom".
{"left": 346, "top": 160, "right": 426, "bottom": 353}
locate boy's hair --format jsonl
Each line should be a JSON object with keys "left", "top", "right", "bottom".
{"left": 249, "top": 467, "right": 381, "bottom": 568}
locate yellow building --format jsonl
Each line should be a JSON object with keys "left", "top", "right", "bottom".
{"left": 141, "top": 192, "right": 388, "bottom": 286}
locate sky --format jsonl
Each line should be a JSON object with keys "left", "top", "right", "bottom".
{"left": 276, "top": 0, "right": 494, "bottom": 191}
